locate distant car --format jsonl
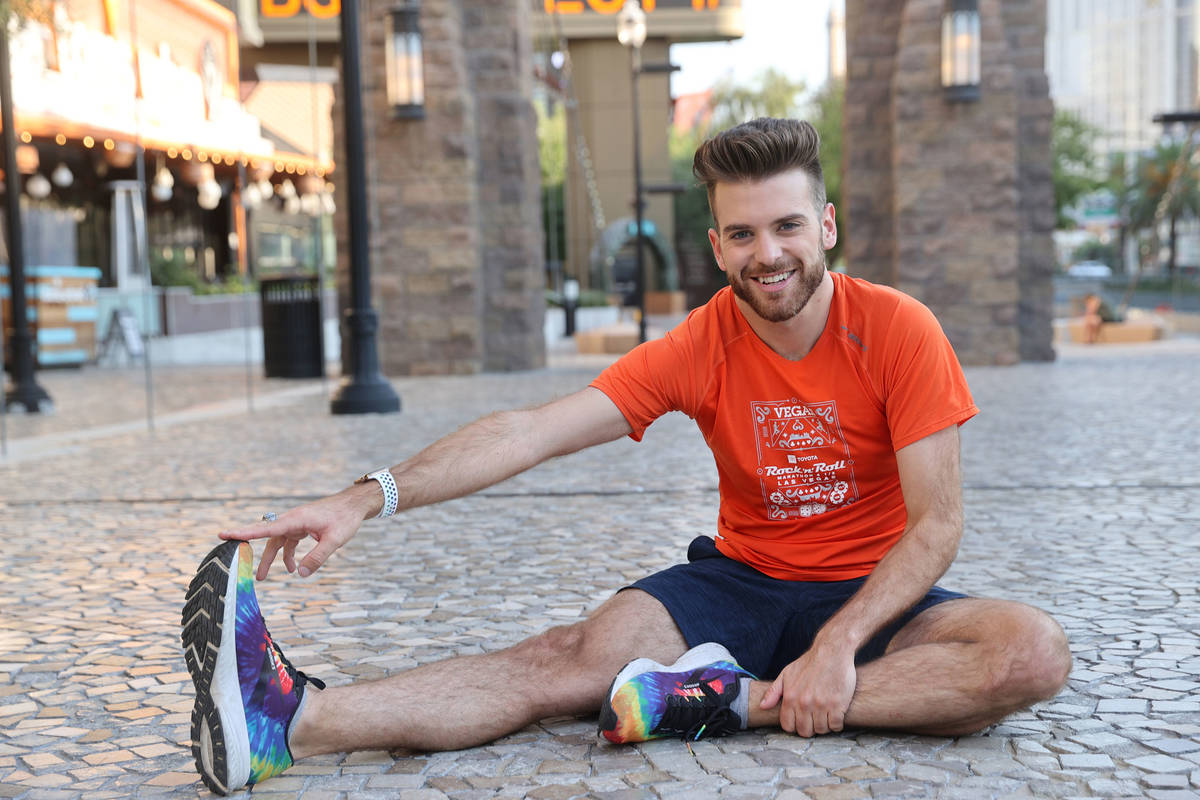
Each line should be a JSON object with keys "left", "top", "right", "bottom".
{"left": 1067, "top": 261, "right": 1113, "bottom": 279}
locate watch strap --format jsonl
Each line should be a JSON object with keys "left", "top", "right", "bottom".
{"left": 356, "top": 468, "right": 399, "bottom": 518}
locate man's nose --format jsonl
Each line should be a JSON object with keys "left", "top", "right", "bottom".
{"left": 755, "top": 234, "right": 783, "bottom": 267}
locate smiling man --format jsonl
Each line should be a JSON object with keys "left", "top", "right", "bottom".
{"left": 182, "top": 118, "right": 1071, "bottom": 796}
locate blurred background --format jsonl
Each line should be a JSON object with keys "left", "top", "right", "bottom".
{"left": 1, "top": 0, "right": 1197, "bottom": 397}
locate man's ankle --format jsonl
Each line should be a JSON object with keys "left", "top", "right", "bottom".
{"left": 745, "top": 679, "right": 780, "bottom": 728}
{"left": 287, "top": 687, "right": 321, "bottom": 760}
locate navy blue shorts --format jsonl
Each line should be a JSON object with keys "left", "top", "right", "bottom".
{"left": 627, "top": 536, "right": 966, "bottom": 680}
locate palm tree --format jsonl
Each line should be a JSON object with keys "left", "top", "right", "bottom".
{"left": 1129, "top": 137, "right": 1200, "bottom": 278}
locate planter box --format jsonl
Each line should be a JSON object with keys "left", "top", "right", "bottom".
{"left": 646, "top": 291, "right": 687, "bottom": 315}
{"left": 1065, "top": 318, "right": 1165, "bottom": 344}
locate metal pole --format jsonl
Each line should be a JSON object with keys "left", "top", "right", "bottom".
{"left": 330, "top": 0, "right": 400, "bottom": 415}
{"left": 0, "top": 23, "right": 51, "bottom": 412}
{"left": 128, "top": 0, "right": 155, "bottom": 434}
{"left": 630, "top": 45, "right": 647, "bottom": 344}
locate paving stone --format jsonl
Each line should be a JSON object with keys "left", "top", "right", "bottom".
{"left": 1132, "top": 756, "right": 1198, "bottom": 774}
{"left": 2, "top": 345, "right": 1199, "bottom": 799}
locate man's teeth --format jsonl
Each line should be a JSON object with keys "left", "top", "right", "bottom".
{"left": 757, "top": 272, "right": 792, "bottom": 285}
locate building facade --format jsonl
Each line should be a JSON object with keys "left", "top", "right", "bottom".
{"left": 3, "top": 0, "right": 329, "bottom": 362}
{"left": 1047, "top": 0, "right": 1197, "bottom": 156}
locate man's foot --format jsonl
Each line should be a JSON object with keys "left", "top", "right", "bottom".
{"left": 598, "top": 642, "right": 755, "bottom": 744}
{"left": 181, "top": 541, "right": 325, "bottom": 795}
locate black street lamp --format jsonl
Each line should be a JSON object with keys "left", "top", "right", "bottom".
{"left": 0, "top": 22, "right": 51, "bottom": 413}
{"left": 330, "top": 0, "right": 401, "bottom": 415}
{"left": 618, "top": 0, "right": 648, "bottom": 344}
{"left": 941, "top": 0, "right": 981, "bottom": 103}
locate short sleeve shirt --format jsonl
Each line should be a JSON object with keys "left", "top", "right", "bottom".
{"left": 590, "top": 272, "right": 978, "bottom": 581}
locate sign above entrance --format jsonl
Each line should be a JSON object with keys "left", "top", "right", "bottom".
{"left": 534, "top": 0, "right": 741, "bottom": 42}
{"left": 261, "top": 0, "right": 339, "bottom": 19}
{"left": 544, "top": 0, "right": 725, "bottom": 11}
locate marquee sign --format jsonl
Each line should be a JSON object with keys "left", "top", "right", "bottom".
{"left": 543, "top": 0, "right": 724, "bottom": 11}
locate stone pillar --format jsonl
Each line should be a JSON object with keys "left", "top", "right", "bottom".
{"left": 843, "top": 0, "right": 1055, "bottom": 366}
{"left": 842, "top": 1, "right": 902, "bottom": 288}
{"left": 464, "top": 0, "right": 546, "bottom": 372}
{"left": 332, "top": 0, "right": 544, "bottom": 376}
{"left": 1003, "top": 0, "right": 1056, "bottom": 362}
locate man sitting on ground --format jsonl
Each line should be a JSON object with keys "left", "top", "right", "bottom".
{"left": 180, "top": 117, "right": 1071, "bottom": 796}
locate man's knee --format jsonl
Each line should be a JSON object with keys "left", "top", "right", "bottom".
{"left": 513, "top": 623, "right": 590, "bottom": 672}
{"left": 985, "top": 605, "right": 1071, "bottom": 706}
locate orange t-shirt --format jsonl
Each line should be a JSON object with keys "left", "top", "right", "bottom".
{"left": 590, "top": 273, "right": 978, "bottom": 581}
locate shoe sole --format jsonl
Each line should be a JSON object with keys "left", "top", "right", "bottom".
{"left": 597, "top": 642, "right": 737, "bottom": 740}
{"left": 181, "top": 541, "right": 252, "bottom": 795}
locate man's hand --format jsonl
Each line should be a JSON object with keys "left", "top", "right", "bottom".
{"left": 760, "top": 643, "right": 857, "bottom": 737}
{"left": 219, "top": 484, "right": 377, "bottom": 581}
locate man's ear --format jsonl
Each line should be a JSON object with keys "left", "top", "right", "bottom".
{"left": 708, "top": 228, "right": 726, "bottom": 273}
{"left": 822, "top": 203, "right": 838, "bottom": 250}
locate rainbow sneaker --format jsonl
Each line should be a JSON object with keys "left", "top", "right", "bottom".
{"left": 598, "top": 642, "right": 755, "bottom": 744}
{"left": 181, "top": 541, "right": 325, "bottom": 796}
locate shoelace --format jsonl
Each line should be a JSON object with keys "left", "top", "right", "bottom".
{"left": 266, "top": 626, "right": 327, "bottom": 692}
{"left": 657, "top": 677, "right": 740, "bottom": 742}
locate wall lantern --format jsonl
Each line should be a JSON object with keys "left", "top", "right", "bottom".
{"left": 941, "top": 0, "right": 981, "bottom": 103}
{"left": 386, "top": 3, "right": 425, "bottom": 119}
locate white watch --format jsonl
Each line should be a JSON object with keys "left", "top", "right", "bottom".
{"left": 355, "top": 468, "right": 399, "bottom": 518}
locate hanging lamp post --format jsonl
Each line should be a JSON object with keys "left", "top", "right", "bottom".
{"left": 617, "top": 0, "right": 648, "bottom": 344}
{"left": 330, "top": 0, "right": 401, "bottom": 414}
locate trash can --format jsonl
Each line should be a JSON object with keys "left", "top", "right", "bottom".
{"left": 260, "top": 275, "right": 324, "bottom": 378}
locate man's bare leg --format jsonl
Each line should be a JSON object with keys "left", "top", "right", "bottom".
{"left": 747, "top": 598, "right": 1071, "bottom": 736}
{"left": 289, "top": 589, "right": 687, "bottom": 756}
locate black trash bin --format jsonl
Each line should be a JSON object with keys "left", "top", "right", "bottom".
{"left": 260, "top": 275, "right": 324, "bottom": 378}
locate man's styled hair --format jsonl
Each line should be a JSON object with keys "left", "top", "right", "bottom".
{"left": 692, "top": 118, "right": 826, "bottom": 221}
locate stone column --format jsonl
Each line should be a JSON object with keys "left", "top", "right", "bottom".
{"left": 842, "top": 1, "right": 903, "bottom": 288}
{"left": 1003, "top": 0, "right": 1056, "bottom": 362}
{"left": 332, "top": 0, "right": 544, "bottom": 376}
{"left": 464, "top": 0, "right": 546, "bottom": 372}
{"left": 844, "top": 0, "right": 1054, "bottom": 366}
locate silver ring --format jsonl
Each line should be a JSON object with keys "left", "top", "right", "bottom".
{"left": 262, "top": 512, "right": 277, "bottom": 522}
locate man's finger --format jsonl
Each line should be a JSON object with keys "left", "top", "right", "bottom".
{"left": 297, "top": 536, "right": 339, "bottom": 578}
{"left": 282, "top": 539, "right": 298, "bottom": 574}
{"left": 257, "top": 537, "right": 285, "bottom": 581}
{"left": 219, "top": 519, "right": 284, "bottom": 542}
{"left": 760, "top": 679, "right": 783, "bottom": 710}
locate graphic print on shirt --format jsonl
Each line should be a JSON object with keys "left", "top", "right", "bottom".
{"left": 751, "top": 399, "right": 860, "bottom": 520}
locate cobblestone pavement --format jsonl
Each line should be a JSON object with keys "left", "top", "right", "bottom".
{"left": 2, "top": 339, "right": 1199, "bottom": 799}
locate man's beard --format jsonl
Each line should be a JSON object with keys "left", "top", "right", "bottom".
{"left": 728, "top": 253, "right": 827, "bottom": 323}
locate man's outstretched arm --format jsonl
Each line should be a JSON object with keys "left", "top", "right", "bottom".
{"left": 220, "top": 387, "right": 632, "bottom": 580}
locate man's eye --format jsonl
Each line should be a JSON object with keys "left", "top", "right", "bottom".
{"left": 729, "top": 230, "right": 751, "bottom": 240}
{"left": 779, "top": 222, "right": 800, "bottom": 231}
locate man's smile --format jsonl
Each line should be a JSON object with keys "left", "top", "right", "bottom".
{"left": 750, "top": 270, "right": 797, "bottom": 291}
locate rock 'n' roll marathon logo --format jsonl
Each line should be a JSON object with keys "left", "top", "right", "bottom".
{"left": 751, "top": 399, "right": 859, "bottom": 520}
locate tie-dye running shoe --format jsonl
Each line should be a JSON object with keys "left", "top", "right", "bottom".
{"left": 181, "top": 540, "right": 325, "bottom": 796}
{"left": 598, "top": 642, "right": 755, "bottom": 744}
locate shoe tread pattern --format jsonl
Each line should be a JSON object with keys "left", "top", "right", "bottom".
{"left": 181, "top": 540, "right": 238, "bottom": 796}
